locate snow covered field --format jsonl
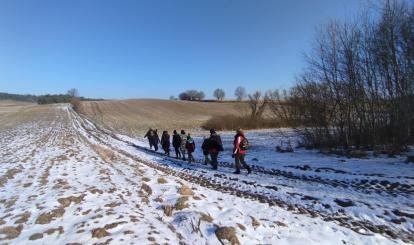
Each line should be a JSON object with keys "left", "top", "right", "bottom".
{"left": 0, "top": 104, "right": 413, "bottom": 244}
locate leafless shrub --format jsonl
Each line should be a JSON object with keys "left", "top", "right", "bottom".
{"left": 190, "top": 218, "right": 202, "bottom": 235}
{"left": 248, "top": 91, "right": 268, "bottom": 119}
{"left": 70, "top": 97, "right": 82, "bottom": 113}
{"left": 162, "top": 205, "right": 174, "bottom": 216}
{"left": 203, "top": 115, "right": 280, "bottom": 131}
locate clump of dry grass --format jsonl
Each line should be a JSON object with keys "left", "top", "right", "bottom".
{"left": 91, "top": 228, "right": 110, "bottom": 238}
{"left": 35, "top": 207, "right": 65, "bottom": 224}
{"left": 0, "top": 168, "right": 22, "bottom": 187}
{"left": 162, "top": 205, "right": 174, "bottom": 216}
{"left": 29, "top": 233, "right": 43, "bottom": 240}
{"left": 91, "top": 145, "right": 117, "bottom": 163}
{"left": 57, "top": 194, "right": 86, "bottom": 208}
{"left": 178, "top": 185, "right": 194, "bottom": 196}
{"left": 14, "top": 211, "right": 31, "bottom": 224}
{"left": 250, "top": 216, "right": 260, "bottom": 229}
{"left": 0, "top": 224, "right": 23, "bottom": 240}
{"left": 215, "top": 226, "right": 240, "bottom": 245}
{"left": 140, "top": 183, "right": 153, "bottom": 196}
{"left": 200, "top": 212, "right": 213, "bottom": 223}
{"left": 157, "top": 177, "right": 168, "bottom": 184}
{"left": 174, "top": 196, "right": 189, "bottom": 211}
{"left": 236, "top": 223, "right": 246, "bottom": 231}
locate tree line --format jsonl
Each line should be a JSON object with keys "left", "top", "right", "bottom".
{"left": 0, "top": 92, "right": 38, "bottom": 102}
{"left": 174, "top": 86, "right": 247, "bottom": 101}
{"left": 0, "top": 90, "right": 102, "bottom": 105}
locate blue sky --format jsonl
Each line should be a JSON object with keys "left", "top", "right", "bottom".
{"left": 0, "top": 0, "right": 364, "bottom": 99}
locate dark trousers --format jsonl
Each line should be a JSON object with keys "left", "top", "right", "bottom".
{"left": 210, "top": 152, "right": 218, "bottom": 169}
{"left": 235, "top": 154, "right": 250, "bottom": 172}
{"left": 174, "top": 147, "right": 181, "bottom": 159}
{"left": 188, "top": 152, "right": 194, "bottom": 163}
{"left": 163, "top": 146, "right": 170, "bottom": 156}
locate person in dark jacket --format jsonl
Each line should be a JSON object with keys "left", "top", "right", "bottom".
{"left": 207, "top": 129, "right": 223, "bottom": 170}
{"left": 144, "top": 128, "right": 154, "bottom": 150}
{"left": 185, "top": 133, "right": 196, "bottom": 163}
{"left": 152, "top": 129, "right": 160, "bottom": 151}
{"left": 172, "top": 130, "right": 182, "bottom": 159}
{"left": 233, "top": 128, "right": 251, "bottom": 174}
{"left": 160, "top": 131, "right": 170, "bottom": 156}
{"left": 180, "top": 130, "right": 187, "bottom": 160}
{"left": 201, "top": 136, "right": 210, "bottom": 165}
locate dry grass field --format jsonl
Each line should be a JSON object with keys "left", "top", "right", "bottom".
{"left": 0, "top": 101, "right": 56, "bottom": 131}
{"left": 80, "top": 99, "right": 248, "bottom": 136}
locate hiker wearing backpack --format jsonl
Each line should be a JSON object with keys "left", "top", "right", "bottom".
{"left": 201, "top": 136, "right": 210, "bottom": 165}
{"left": 152, "top": 129, "right": 160, "bottom": 151}
{"left": 208, "top": 129, "right": 223, "bottom": 170}
{"left": 232, "top": 128, "right": 251, "bottom": 174}
{"left": 160, "top": 131, "right": 170, "bottom": 156}
{"left": 144, "top": 128, "right": 154, "bottom": 150}
{"left": 180, "top": 130, "right": 187, "bottom": 161}
{"left": 185, "top": 133, "right": 196, "bottom": 163}
{"left": 172, "top": 130, "right": 182, "bottom": 159}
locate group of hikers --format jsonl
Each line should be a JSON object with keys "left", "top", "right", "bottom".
{"left": 144, "top": 128, "right": 251, "bottom": 174}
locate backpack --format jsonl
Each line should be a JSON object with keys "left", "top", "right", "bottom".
{"left": 209, "top": 135, "right": 224, "bottom": 151}
{"left": 240, "top": 136, "right": 249, "bottom": 151}
{"left": 186, "top": 139, "right": 195, "bottom": 152}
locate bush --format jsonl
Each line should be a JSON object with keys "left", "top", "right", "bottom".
{"left": 70, "top": 98, "right": 82, "bottom": 113}
{"left": 179, "top": 90, "right": 205, "bottom": 101}
{"left": 202, "top": 115, "right": 280, "bottom": 131}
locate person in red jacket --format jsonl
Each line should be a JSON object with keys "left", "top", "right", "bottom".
{"left": 232, "top": 128, "right": 251, "bottom": 174}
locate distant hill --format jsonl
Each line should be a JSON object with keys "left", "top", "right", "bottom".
{"left": 0, "top": 92, "right": 38, "bottom": 102}
{"left": 81, "top": 99, "right": 248, "bottom": 135}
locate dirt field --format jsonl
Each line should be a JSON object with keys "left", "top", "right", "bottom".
{"left": 0, "top": 101, "right": 56, "bottom": 130}
{"left": 80, "top": 99, "right": 248, "bottom": 136}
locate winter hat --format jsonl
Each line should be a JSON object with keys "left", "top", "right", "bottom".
{"left": 210, "top": 129, "right": 216, "bottom": 134}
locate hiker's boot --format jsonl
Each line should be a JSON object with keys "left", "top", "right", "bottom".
{"left": 233, "top": 170, "right": 241, "bottom": 174}
{"left": 247, "top": 166, "right": 252, "bottom": 175}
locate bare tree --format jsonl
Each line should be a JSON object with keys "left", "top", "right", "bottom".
{"left": 234, "top": 86, "right": 247, "bottom": 101}
{"left": 248, "top": 91, "right": 268, "bottom": 119}
{"left": 67, "top": 88, "right": 81, "bottom": 112}
{"left": 67, "top": 88, "right": 79, "bottom": 98}
{"left": 213, "top": 88, "right": 225, "bottom": 101}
